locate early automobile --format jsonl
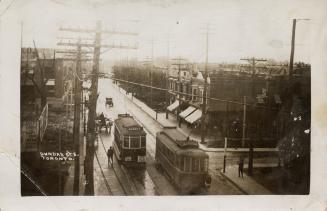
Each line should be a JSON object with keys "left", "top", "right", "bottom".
{"left": 106, "top": 97, "right": 114, "bottom": 107}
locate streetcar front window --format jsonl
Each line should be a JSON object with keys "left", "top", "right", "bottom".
{"left": 200, "top": 158, "right": 205, "bottom": 172}
{"left": 204, "top": 158, "right": 208, "bottom": 172}
{"left": 124, "top": 137, "right": 129, "bottom": 148}
{"left": 130, "top": 136, "right": 140, "bottom": 148}
{"left": 184, "top": 157, "right": 190, "bottom": 172}
{"left": 141, "top": 136, "right": 146, "bottom": 148}
{"left": 180, "top": 156, "right": 184, "bottom": 171}
{"left": 192, "top": 158, "right": 199, "bottom": 172}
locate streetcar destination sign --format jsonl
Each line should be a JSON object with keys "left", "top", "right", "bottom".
{"left": 128, "top": 127, "right": 141, "bottom": 131}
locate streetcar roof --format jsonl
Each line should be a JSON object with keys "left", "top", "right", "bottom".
{"left": 161, "top": 128, "right": 199, "bottom": 148}
{"left": 157, "top": 130, "right": 208, "bottom": 158}
{"left": 176, "top": 149, "right": 209, "bottom": 158}
{"left": 115, "top": 116, "right": 146, "bottom": 135}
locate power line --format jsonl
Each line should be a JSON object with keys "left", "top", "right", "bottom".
{"left": 109, "top": 76, "right": 287, "bottom": 113}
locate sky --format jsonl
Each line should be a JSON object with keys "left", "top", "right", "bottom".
{"left": 15, "top": 0, "right": 313, "bottom": 64}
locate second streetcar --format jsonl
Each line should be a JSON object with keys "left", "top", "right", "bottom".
{"left": 155, "top": 127, "right": 211, "bottom": 194}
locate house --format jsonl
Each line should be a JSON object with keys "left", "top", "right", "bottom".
{"left": 20, "top": 48, "right": 74, "bottom": 152}
{"left": 167, "top": 62, "right": 209, "bottom": 127}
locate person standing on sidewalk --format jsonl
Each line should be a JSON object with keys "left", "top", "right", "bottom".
{"left": 238, "top": 156, "right": 244, "bottom": 178}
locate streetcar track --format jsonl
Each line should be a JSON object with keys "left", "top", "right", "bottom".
{"left": 118, "top": 85, "right": 176, "bottom": 195}
{"left": 97, "top": 133, "right": 129, "bottom": 195}
{"left": 97, "top": 123, "right": 154, "bottom": 195}
{"left": 99, "top": 82, "right": 171, "bottom": 195}
{"left": 94, "top": 150, "right": 113, "bottom": 195}
{"left": 119, "top": 86, "right": 243, "bottom": 195}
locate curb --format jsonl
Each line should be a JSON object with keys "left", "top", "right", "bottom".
{"left": 219, "top": 170, "right": 248, "bottom": 195}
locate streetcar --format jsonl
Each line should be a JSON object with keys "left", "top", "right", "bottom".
{"left": 155, "top": 127, "right": 211, "bottom": 194}
{"left": 113, "top": 113, "right": 146, "bottom": 167}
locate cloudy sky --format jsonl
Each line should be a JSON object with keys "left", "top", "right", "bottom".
{"left": 12, "top": 0, "right": 314, "bottom": 63}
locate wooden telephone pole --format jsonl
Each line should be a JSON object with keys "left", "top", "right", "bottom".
{"left": 171, "top": 57, "right": 187, "bottom": 128}
{"left": 72, "top": 39, "right": 82, "bottom": 195}
{"left": 200, "top": 24, "right": 210, "bottom": 144}
{"left": 57, "top": 39, "right": 92, "bottom": 195}
{"left": 289, "top": 18, "right": 310, "bottom": 76}
{"left": 58, "top": 21, "right": 137, "bottom": 195}
{"left": 240, "top": 57, "right": 266, "bottom": 176}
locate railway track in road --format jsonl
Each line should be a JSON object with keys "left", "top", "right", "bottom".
{"left": 122, "top": 99, "right": 179, "bottom": 195}
{"left": 95, "top": 135, "right": 130, "bottom": 195}
{"left": 112, "top": 82, "right": 243, "bottom": 195}
{"left": 94, "top": 150, "right": 114, "bottom": 195}
{"left": 98, "top": 133, "right": 158, "bottom": 195}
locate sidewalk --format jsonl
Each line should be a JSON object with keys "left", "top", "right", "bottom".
{"left": 220, "top": 165, "right": 273, "bottom": 194}
{"left": 118, "top": 86, "right": 278, "bottom": 153}
{"left": 63, "top": 115, "right": 86, "bottom": 195}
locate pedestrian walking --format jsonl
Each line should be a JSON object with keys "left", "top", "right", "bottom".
{"left": 107, "top": 148, "right": 112, "bottom": 167}
{"left": 109, "top": 146, "right": 114, "bottom": 165}
{"left": 238, "top": 156, "right": 244, "bottom": 178}
{"left": 108, "top": 120, "right": 112, "bottom": 134}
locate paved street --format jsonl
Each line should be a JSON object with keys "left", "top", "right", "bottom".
{"left": 92, "top": 78, "right": 177, "bottom": 195}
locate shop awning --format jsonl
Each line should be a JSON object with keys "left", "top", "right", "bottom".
{"left": 179, "top": 106, "right": 197, "bottom": 119}
{"left": 167, "top": 100, "right": 179, "bottom": 112}
{"left": 185, "top": 109, "right": 202, "bottom": 124}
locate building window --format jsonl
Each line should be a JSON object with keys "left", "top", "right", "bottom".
{"left": 193, "top": 89, "right": 197, "bottom": 101}
{"left": 200, "top": 90, "right": 204, "bottom": 103}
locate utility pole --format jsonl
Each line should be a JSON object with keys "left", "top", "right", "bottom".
{"left": 200, "top": 24, "right": 209, "bottom": 144}
{"left": 58, "top": 21, "right": 137, "bottom": 195}
{"left": 171, "top": 57, "right": 186, "bottom": 128}
{"left": 72, "top": 38, "right": 82, "bottom": 195}
{"left": 150, "top": 38, "right": 154, "bottom": 108}
{"left": 85, "top": 21, "right": 101, "bottom": 195}
{"left": 242, "top": 96, "right": 247, "bottom": 148}
{"left": 57, "top": 40, "right": 92, "bottom": 196}
{"left": 166, "top": 34, "right": 170, "bottom": 119}
{"left": 289, "top": 18, "right": 310, "bottom": 76}
{"left": 240, "top": 57, "right": 266, "bottom": 175}
{"left": 289, "top": 19, "right": 296, "bottom": 77}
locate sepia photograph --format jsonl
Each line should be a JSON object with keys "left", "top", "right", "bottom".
{"left": 17, "top": 0, "right": 312, "bottom": 196}
{"left": 3, "top": 0, "right": 327, "bottom": 210}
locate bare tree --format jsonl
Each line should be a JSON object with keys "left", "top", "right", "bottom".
{"left": 22, "top": 41, "right": 56, "bottom": 109}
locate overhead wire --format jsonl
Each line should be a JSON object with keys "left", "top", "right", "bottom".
{"left": 106, "top": 75, "right": 293, "bottom": 114}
